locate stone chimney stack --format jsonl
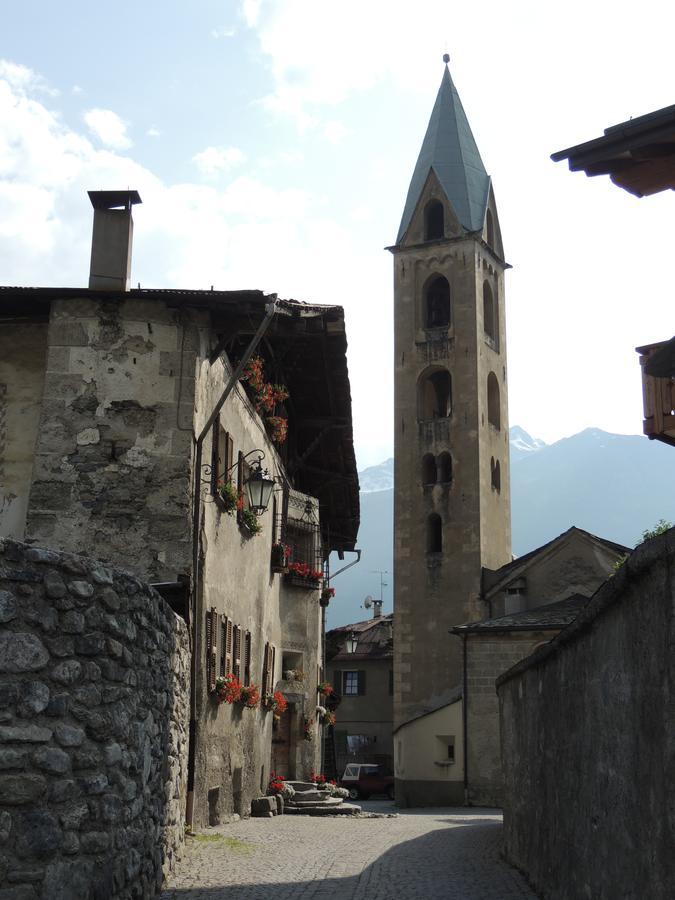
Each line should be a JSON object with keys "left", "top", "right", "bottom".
{"left": 88, "top": 190, "right": 142, "bottom": 290}
{"left": 373, "top": 599, "right": 383, "bottom": 619}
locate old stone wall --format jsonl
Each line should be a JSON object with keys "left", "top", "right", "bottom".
{"left": 498, "top": 531, "right": 675, "bottom": 900}
{"left": 0, "top": 539, "right": 190, "bottom": 900}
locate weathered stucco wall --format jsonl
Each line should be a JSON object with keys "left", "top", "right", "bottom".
{"left": 394, "top": 698, "right": 464, "bottom": 807}
{"left": 0, "top": 539, "right": 190, "bottom": 900}
{"left": 192, "top": 355, "right": 320, "bottom": 829}
{"left": 25, "top": 296, "right": 205, "bottom": 582}
{"left": 0, "top": 322, "right": 48, "bottom": 541}
{"left": 498, "top": 531, "right": 675, "bottom": 900}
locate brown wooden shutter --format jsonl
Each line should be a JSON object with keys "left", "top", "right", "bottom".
{"left": 262, "top": 642, "right": 269, "bottom": 695}
{"left": 206, "top": 608, "right": 217, "bottom": 691}
{"left": 333, "top": 670, "right": 341, "bottom": 695}
{"left": 236, "top": 451, "right": 244, "bottom": 524}
{"left": 225, "top": 619, "right": 233, "bottom": 674}
{"left": 225, "top": 432, "right": 234, "bottom": 481}
{"left": 219, "top": 619, "right": 227, "bottom": 676}
{"left": 233, "top": 625, "right": 242, "bottom": 679}
{"left": 244, "top": 632, "right": 251, "bottom": 685}
{"left": 270, "top": 645, "right": 276, "bottom": 693}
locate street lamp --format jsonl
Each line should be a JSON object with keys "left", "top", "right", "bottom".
{"left": 245, "top": 456, "right": 276, "bottom": 516}
{"left": 344, "top": 630, "right": 358, "bottom": 654}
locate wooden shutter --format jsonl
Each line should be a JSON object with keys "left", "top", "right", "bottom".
{"left": 210, "top": 422, "right": 219, "bottom": 494}
{"left": 206, "top": 608, "right": 217, "bottom": 691}
{"left": 225, "top": 619, "right": 233, "bottom": 674}
{"left": 358, "top": 670, "right": 367, "bottom": 696}
{"left": 262, "top": 642, "right": 269, "bottom": 695}
{"left": 233, "top": 625, "right": 242, "bottom": 679}
{"left": 236, "top": 451, "right": 244, "bottom": 523}
{"left": 225, "top": 433, "right": 234, "bottom": 481}
{"left": 244, "top": 632, "right": 252, "bottom": 685}
{"left": 270, "top": 645, "right": 276, "bottom": 693}
{"left": 219, "top": 618, "right": 227, "bottom": 676}
{"left": 333, "top": 670, "right": 341, "bottom": 695}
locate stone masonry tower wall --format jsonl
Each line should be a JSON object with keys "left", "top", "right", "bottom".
{"left": 392, "top": 65, "right": 512, "bottom": 735}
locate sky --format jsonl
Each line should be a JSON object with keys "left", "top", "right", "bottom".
{"left": 2, "top": 0, "right": 674, "bottom": 469}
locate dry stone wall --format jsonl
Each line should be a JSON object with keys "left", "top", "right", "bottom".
{"left": 0, "top": 539, "right": 190, "bottom": 900}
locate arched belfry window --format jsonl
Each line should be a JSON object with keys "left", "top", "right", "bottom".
{"left": 487, "top": 372, "right": 500, "bottom": 430}
{"left": 491, "top": 457, "right": 501, "bottom": 493}
{"left": 483, "top": 281, "right": 497, "bottom": 344}
{"left": 422, "top": 454, "right": 437, "bottom": 485}
{"left": 418, "top": 368, "right": 452, "bottom": 420}
{"left": 424, "top": 200, "right": 444, "bottom": 241}
{"left": 437, "top": 452, "right": 452, "bottom": 484}
{"left": 486, "top": 208, "right": 495, "bottom": 248}
{"left": 426, "top": 513, "right": 443, "bottom": 554}
{"left": 424, "top": 276, "right": 451, "bottom": 328}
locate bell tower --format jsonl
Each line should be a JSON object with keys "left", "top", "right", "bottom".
{"left": 391, "top": 58, "right": 512, "bottom": 735}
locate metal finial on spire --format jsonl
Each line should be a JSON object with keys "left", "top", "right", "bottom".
{"left": 443, "top": 53, "right": 450, "bottom": 64}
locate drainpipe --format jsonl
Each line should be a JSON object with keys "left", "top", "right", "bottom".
{"left": 185, "top": 298, "right": 279, "bottom": 829}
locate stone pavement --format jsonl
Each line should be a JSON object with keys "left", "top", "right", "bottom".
{"left": 160, "top": 803, "right": 538, "bottom": 899}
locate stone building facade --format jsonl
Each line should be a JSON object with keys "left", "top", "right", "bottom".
{"left": 391, "top": 61, "right": 512, "bottom": 805}
{"left": 0, "top": 189, "right": 359, "bottom": 858}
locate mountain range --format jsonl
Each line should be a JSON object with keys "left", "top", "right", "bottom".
{"left": 326, "top": 426, "right": 675, "bottom": 628}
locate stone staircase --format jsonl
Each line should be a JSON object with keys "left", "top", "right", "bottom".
{"left": 284, "top": 782, "right": 361, "bottom": 816}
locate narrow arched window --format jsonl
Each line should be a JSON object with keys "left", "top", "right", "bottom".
{"left": 424, "top": 200, "right": 444, "bottom": 241}
{"left": 424, "top": 276, "right": 451, "bottom": 328}
{"left": 486, "top": 209, "right": 495, "bottom": 248}
{"left": 418, "top": 368, "right": 452, "bottom": 420}
{"left": 437, "top": 452, "right": 452, "bottom": 484}
{"left": 483, "top": 281, "right": 496, "bottom": 344}
{"left": 487, "top": 372, "right": 500, "bottom": 430}
{"left": 491, "top": 457, "right": 501, "bottom": 493}
{"left": 422, "top": 454, "right": 437, "bottom": 485}
{"left": 426, "top": 513, "right": 442, "bottom": 553}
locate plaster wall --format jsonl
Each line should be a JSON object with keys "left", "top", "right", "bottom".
{"left": 330, "top": 657, "right": 393, "bottom": 768}
{"left": 0, "top": 322, "right": 48, "bottom": 540}
{"left": 498, "top": 531, "right": 675, "bottom": 900}
{"left": 192, "top": 355, "right": 320, "bottom": 828}
{"left": 25, "top": 297, "right": 203, "bottom": 582}
{"left": 465, "top": 630, "right": 551, "bottom": 807}
{"left": 393, "top": 175, "right": 511, "bottom": 738}
{"left": 394, "top": 699, "right": 464, "bottom": 807}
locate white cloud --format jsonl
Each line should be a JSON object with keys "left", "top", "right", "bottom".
{"left": 211, "top": 26, "right": 236, "bottom": 38}
{"left": 0, "top": 60, "right": 60, "bottom": 97}
{"left": 146, "top": 126, "right": 161, "bottom": 138}
{"left": 323, "top": 121, "right": 349, "bottom": 144}
{"left": 242, "top": 0, "right": 262, "bottom": 27}
{"left": 72, "top": 84, "right": 84, "bottom": 95}
{"left": 193, "top": 145, "right": 246, "bottom": 177}
{"left": 84, "top": 108, "right": 132, "bottom": 150}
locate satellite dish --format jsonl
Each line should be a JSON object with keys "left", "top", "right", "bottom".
{"left": 363, "top": 595, "right": 373, "bottom": 609}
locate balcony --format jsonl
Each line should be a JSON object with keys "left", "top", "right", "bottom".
{"left": 637, "top": 340, "right": 675, "bottom": 447}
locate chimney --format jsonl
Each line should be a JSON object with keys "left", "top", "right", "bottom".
{"left": 88, "top": 190, "right": 142, "bottom": 290}
{"left": 372, "top": 599, "right": 383, "bottom": 619}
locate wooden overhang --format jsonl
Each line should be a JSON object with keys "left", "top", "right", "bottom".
{"left": 0, "top": 286, "right": 360, "bottom": 552}
{"left": 551, "top": 103, "right": 675, "bottom": 197}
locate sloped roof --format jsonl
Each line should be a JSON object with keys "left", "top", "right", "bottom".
{"left": 396, "top": 65, "right": 490, "bottom": 243}
{"left": 327, "top": 614, "right": 393, "bottom": 661}
{"left": 451, "top": 594, "right": 590, "bottom": 635}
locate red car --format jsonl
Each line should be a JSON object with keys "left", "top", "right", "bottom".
{"left": 340, "top": 764, "right": 395, "bottom": 800}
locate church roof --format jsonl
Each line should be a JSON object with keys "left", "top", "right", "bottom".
{"left": 396, "top": 65, "right": 490, "bottom": 243}
{"left": 451, "top": 594, "right": 591, "bottom": 635}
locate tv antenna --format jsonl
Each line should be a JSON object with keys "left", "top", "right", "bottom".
{"left": 371, "top": 570, "right": 389, "bottom": 604}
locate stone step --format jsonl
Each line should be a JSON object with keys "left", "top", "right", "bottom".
{"left": 286, "top": 781, "right": 321, "bottom": 791}
{"left": 286, "top": 789, "right": 326, "bottom": 802}
{"left": 286, "top": 797, "right": 343, "bottom": 809}
{"left": 285, "top": 802, "right": 361, "bottom": 817}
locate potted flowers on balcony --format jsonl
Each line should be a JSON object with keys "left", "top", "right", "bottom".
{"left": 320, "top": 586, "right": 335, "bottom": 607}
{"left": 285, "top": 561, "right": 323, "bottom": 590}
{"left": 212, "top": 674, "right": 260, "bottom": 709}
{"left": 216, "top": 480, "right": 238, "bottom": 515}
{"left": 263, "top": 690, "right": 288, "bottom": 716}
{"left": 271, "top": 542, "right": 290, "bottom": 573}
{"left": 316, "top": 706, "right": 336, "bottom": 726}
{"left": 317, "top": 681, "right": 334, "bottom": 697}
{"left": 268, "top": 772, "right": 295, "bottom": 800}
{"left": 240, "top": 507, "right": 262, "bottom": 537}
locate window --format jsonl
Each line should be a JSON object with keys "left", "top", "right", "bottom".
{"left": 437, "top": 452, "right": 452, "bottom": 484}
{"left": 486, "top": 208, "right": 495, "bottom": 248}
{"left": 205, "top": 607, "right": 218, "bottom": 691}
{"left": 243, "top": 631, "right": 251, "bottom": 685}
{"left": 436, "top": 735, "right": 455, "bottom": 763}
{"left": 347, "top": 735, "right": 372, "bottom": 754}
{"left": 211, "top": 418, "right": 234, "bottom": 494}
{"left": 424, "top": 276, "right": 451, "bottom": 328}
{"left": 483, "top": 281, "right": 496, "bottom": 345}
{"left": 491, "top": 457, "right": 501, "bottom": 493}
{"left": 426, "top": 513, "right": 442, "bottom": 554}
{"left": 487, "top": 372, "right": 500, "bottom": 430}
{"left": 219, "top": 616, "right": 232, "bottom": 676}
{"left": 418, "top": 368, "right": 452, "bottom": 420}
{"left": 422, "top": 454, "right": 436, "bottom": 485}
{"left": 262, "top": 642, "right": 277, "bottom": 695}
{"left": 424, "top": 200, "right": 444, "bottom": 241}
{"left": 343, "top": 671, "right": 366, "bottom": 696}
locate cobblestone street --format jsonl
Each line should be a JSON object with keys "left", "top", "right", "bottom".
{"left": 161, "top": 804, "right": 537, "bottom": 899}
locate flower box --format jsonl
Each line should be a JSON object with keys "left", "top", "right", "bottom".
{"left": 284, "top": 575, "right": 321, "bottom": 590}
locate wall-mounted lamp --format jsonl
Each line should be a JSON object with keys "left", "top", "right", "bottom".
{"left": 344, "top": 631, "right": 358, "bottom": 654}
{"left": 245, "top": 456, "right": 276, "bottom": 516}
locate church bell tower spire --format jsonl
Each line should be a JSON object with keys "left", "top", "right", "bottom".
{"left": 391, "top": 57, "right": 512, "bottom": 804}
